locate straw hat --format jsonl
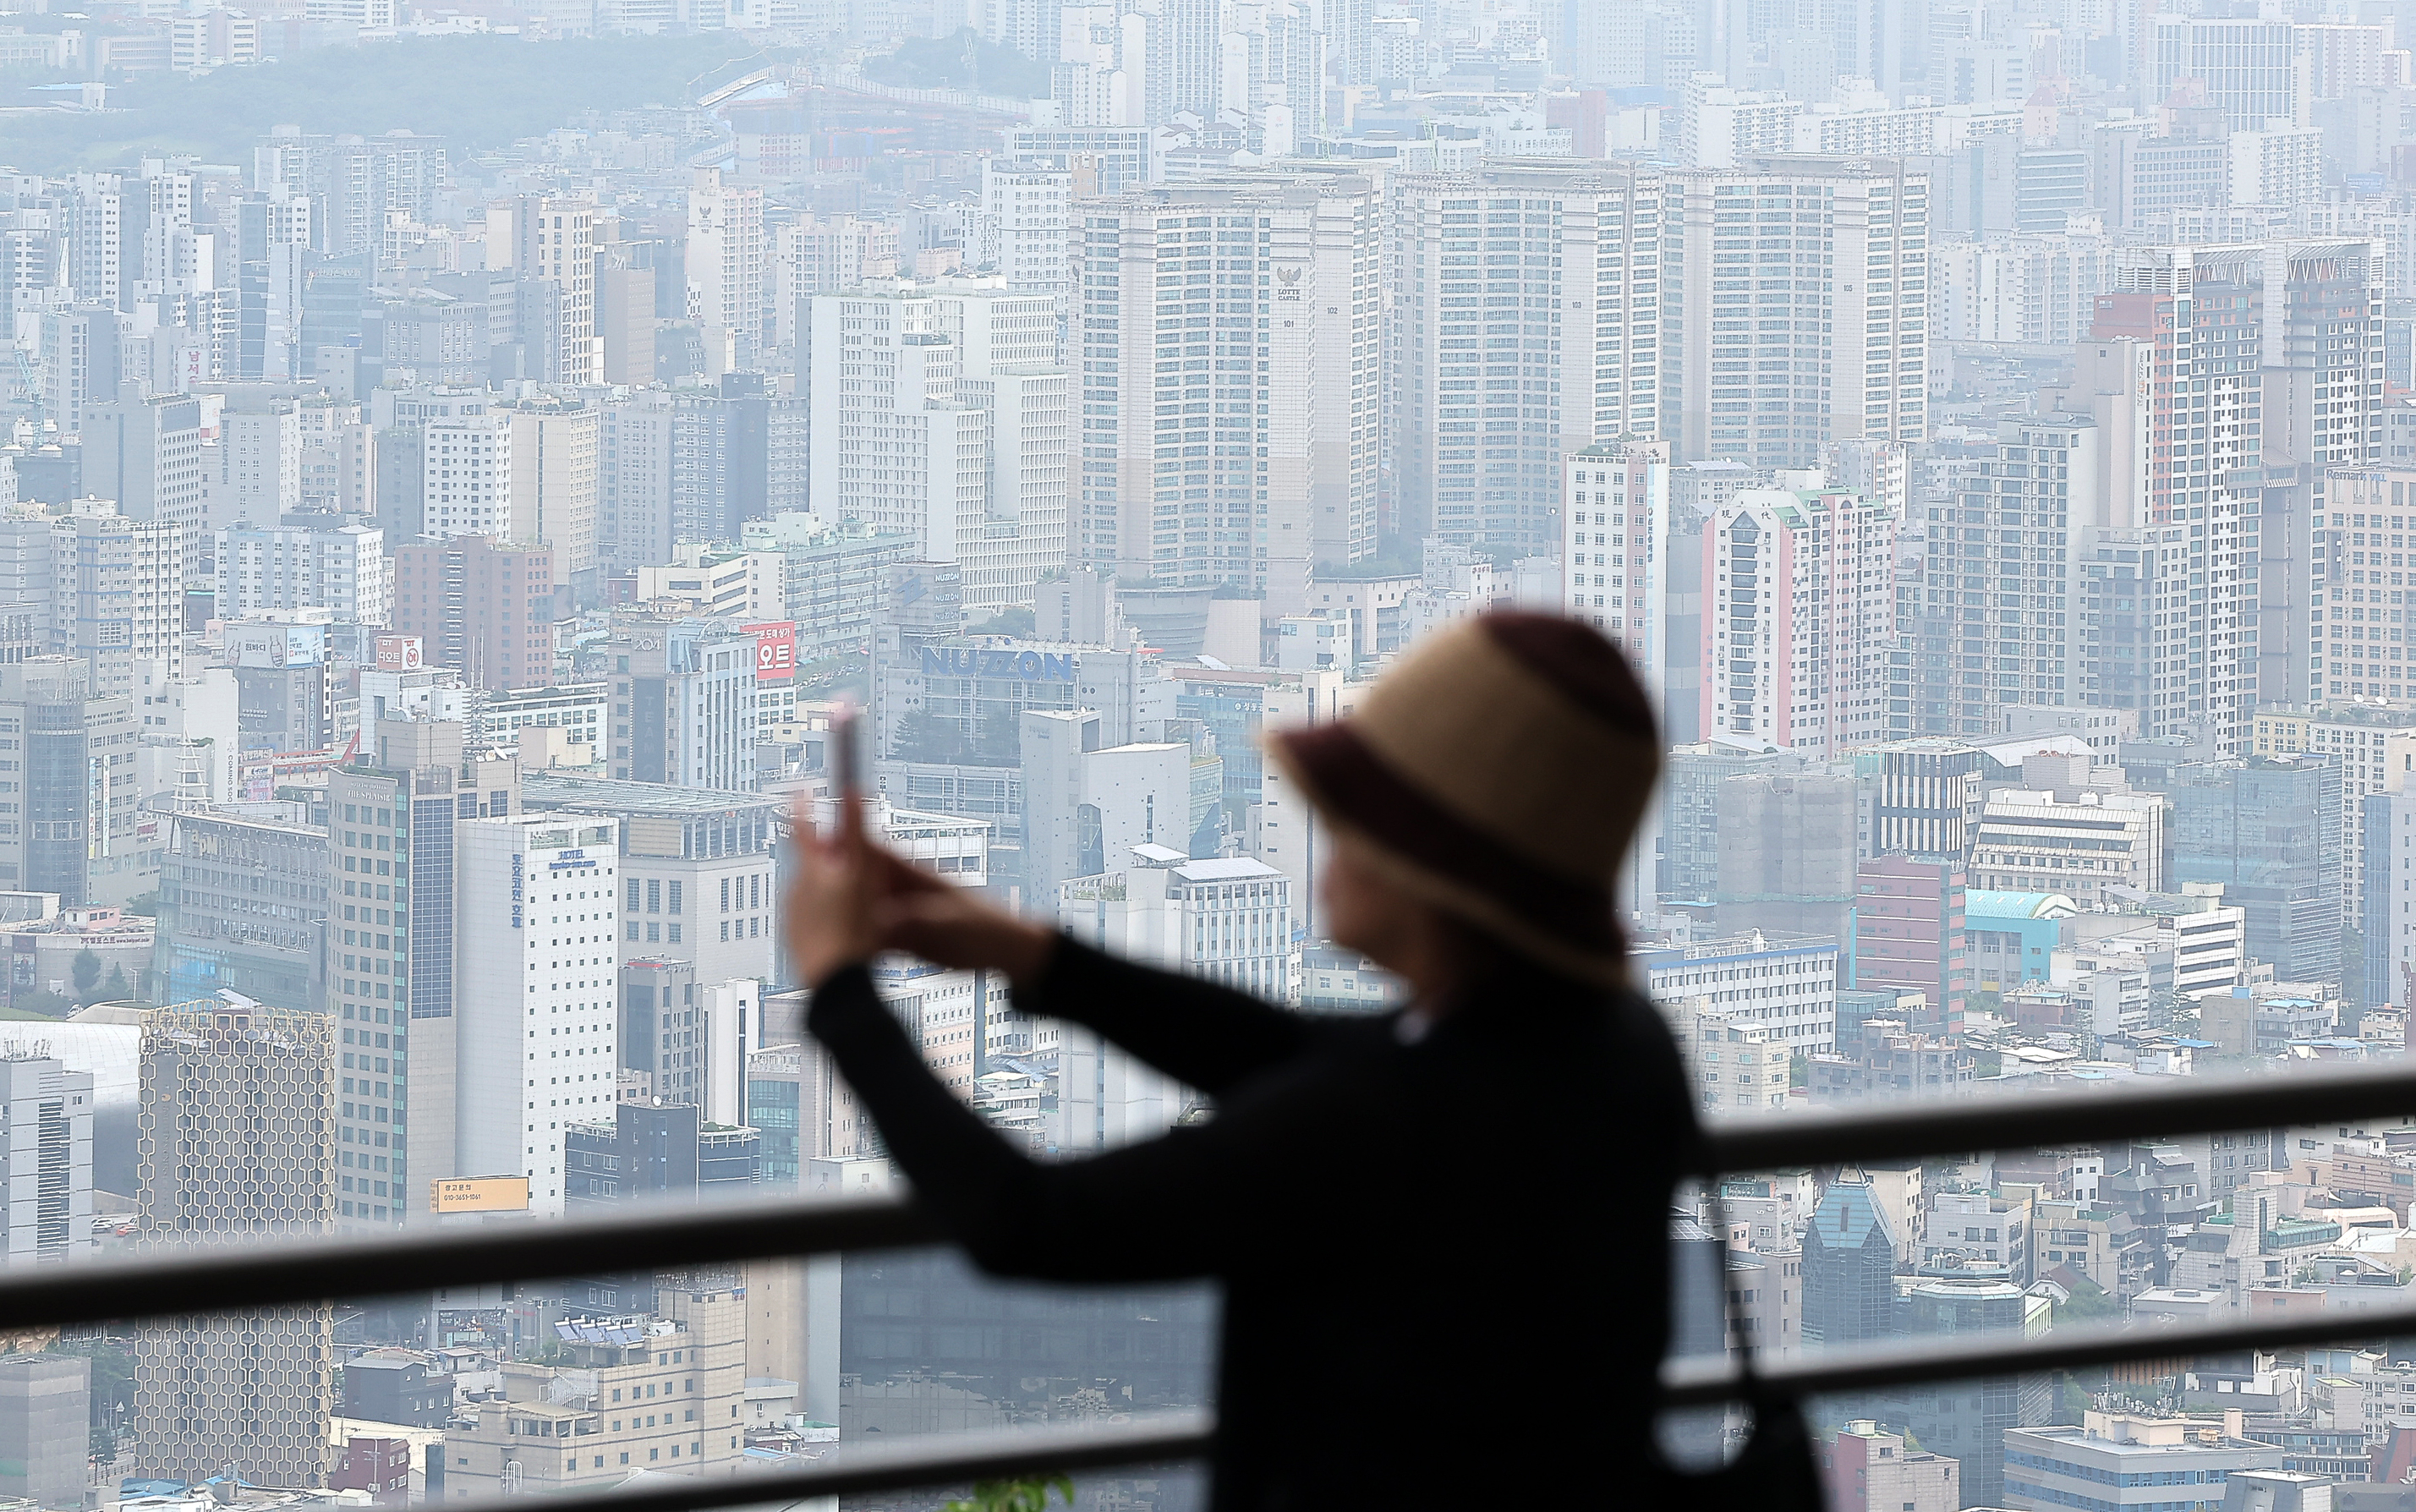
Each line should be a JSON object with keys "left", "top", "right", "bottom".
{"left": 1265, "top": 611, "right": 1659, "bottom": 984}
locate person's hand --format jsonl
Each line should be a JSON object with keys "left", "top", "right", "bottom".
{"left": 786, "top": 792, "right": 885, "bottom": 989}
{"left": 864, "top": 847, "right": 1059, "bottom": 989}
{"left": 784, "top": 795, "right": 1060, "bottom": 991}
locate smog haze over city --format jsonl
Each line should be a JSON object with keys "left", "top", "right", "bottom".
{"left": 0, "top": 0, "right": 2409, "bottom": 1503}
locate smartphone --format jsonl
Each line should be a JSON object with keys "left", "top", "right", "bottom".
{"left": 833, "top": 707, "right": 862, "bottom": 801}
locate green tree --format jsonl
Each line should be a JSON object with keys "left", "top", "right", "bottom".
{"left": 968, "top": 606, "right": 1038, "bottom": 638}
{"left": 55, "top": 1334, "right": 132, "bottom": 1462}
{"left": 2053, "top": 1278, "right": 2122, "bottom": 1326}
{"left": 891, "top": 711, "right": 969, "bottom": 764}
{"left": 69, "top": 950, "right": 100, "bottom": 1001}
{"left": 945, "top": 1476, "right": 1076, "bottom": 1512}
{"left": 101, "top": 964, "right": 130, "bottom": 1002}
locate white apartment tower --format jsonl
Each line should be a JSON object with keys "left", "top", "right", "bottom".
{"left": 804, "top": 277, "right": 1069, "bottom": 609}
{"left": 1562, "top": 441, "right": 1669, "bottom": 677}
{"left": 454, "top": 814, "right": 620, "bottom": 1220}
{"left": 975, "top": 160, "right": 1073, "bottom": 297}
{"left": 420, "top": 412, "right": 515, "bottom": 540}
{"left": 1390, "top": 160, "right": 1662, "bottom": 556}
{"left": 488, "top": 195, "right": 601, "bottom": 387}
{"left": 1663, "top": 156, "right": 1931, "bottom": 468}
{"left": 688, "top": 169, "right": 767, "bottom": 370}
{"left": 1072, "top": 173, "right": 1380, "bottom": 603}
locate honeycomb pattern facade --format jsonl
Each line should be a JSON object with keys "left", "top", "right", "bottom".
{"left": 129, "top": 1003, "right": 336, "bottom": 1487}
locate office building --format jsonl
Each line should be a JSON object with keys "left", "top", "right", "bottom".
{"left": 2002, "top": 1412, "right": 2283, "bottom": 1512}
{"left": 1915, "top": 415, "right": 2092, "bottom": 738}
{"left": 129, "top": 998, "right": 337, "bottom": 1485}
{"left": 2254, "top": 700, "right": 2416, "bottom": 918}
{"left": 2167, "top": 757, "right": 2343, "bottom": 981}
{"left": 503, "top": 402, "right": 601, "bottom": 605}
{"left": 453, "top": 813, "right": 620, "bottom": 1219}
{"left": 803, "top": 278, "right": 1068, "bottom": 610}
{"left": 1802, "top": 1171, "right": 1901, "bottom": 1347}
{"left": 604, "top": 616, "right": 757, "bottom": 792}
{"left": 440, "top": 1283, "right": 747, "bottom": 1495}
{"left": 0, "top": 658, "right": 140, "bottom": 906}
{"left": 216, "top": 515, "right": 386, "bottom": 624}
{"left": 1390, "top": 160, "right": 1660, "bottom": 554}
{"left": 156, "top": 808, "right": 331, "bottom": 1012}
{"left": 416, "top": 412, "right": 515, "bottom": 543}
{"left": 391, "top": 534, "right": 556, "bottom": 692}
{"left": 0, "top": 1056, "right": 93, "bottom": 1265}
{"left": 1970, "top": 757, "right": 2169, "bottom": 905}
{"left": 1854, "top": 857, "right": 1968, "bottom": 1037}
{"left": 1699, "top": 481, "right": 1897, "bottom": 759}
{"left": 1896, "top": 1279, "right": 2051, "bottom": 1504}
{"left": 0, "top": 1354, "right": 89, "bottom": 1508}
{"left": 1637, "top": 932, "right": 1841, "bottom": 1049}
{"left": 79, "top": 385, "right": 206, "bottom": 529}
{"left": 329, "top": 720, "right": 522, "bottom": 1225}
{"left": 1822, "top": 1419, "right": 1960, "bottom": 1512}
{"left": 204, "top": 393, "right": 302, "bottom": 531}
{"left": 520, "top": 772, "right": 781, "bottom": 987}
{"left": 1074, "top": 171, "right": 1380, "bottom": 596}
{"left": 1664, "top": 156, "right": 1928, "bottom": 468}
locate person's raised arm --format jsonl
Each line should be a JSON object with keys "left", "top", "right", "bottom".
{"left": 807, "top": 812, "right": 1327, "bottom": 1096}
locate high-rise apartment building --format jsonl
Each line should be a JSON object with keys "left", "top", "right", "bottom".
{"left": 1389, "top": 161, "right": 1657, "bottom": 556}
{"left": 453, "top": 813, "right": 620, "bottom": 1219}
{"left": 417, "top": 412, "right": 514, "bottom": 541}
{"left": 52, "top": 498, "right": 184, "bottom": 697}
{"left": 391, "top": 534, "right": 556, "bottom": 692}
{"left": 2149, "top": 15, "right": 2298, "bottom": 132}
{"left": 487, "top": 194, "right": 600, "bottom": 386}
{"left": 1913, "top": 415, "right": 2094, "bottom": 737}
{"left": 975, "top": 161, "right": 1072, "bottom": 298}
{"left": 1699, "top": 480, "right": 1898, "bottom": 758}
{"left": 1075, "top": 171, "right": 1381, "bottom": 600}
{"left": 804, "top": 277, "right": 1067, "bottom": 610}
{"left": 688, "top": 169, "right": 765, "bottom": 369}
{"left": 1559, "top": 441, "right": 1668, "bottom": 673}
{"left": 1664, "top": 156, "right": 1930, "bottom": 468}
{"left": 504, "top": 401, "right": 601, "bottom": 604}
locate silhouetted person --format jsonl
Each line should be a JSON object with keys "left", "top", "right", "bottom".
{"left": 787, "top": 611, "right": 1694, "bottom": 1509}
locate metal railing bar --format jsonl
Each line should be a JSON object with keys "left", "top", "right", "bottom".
{"left": 427, "top": 1412, "right": 1213, "bottom": 1512}
{"left": 1660, "top": 1300, "right": 2416, "bottom": 1408}
{"left": 2, "top": 1195, "right": 944, "bottom": 1335}
{"left": 1694, "top": 1059, "right": 2416, "bottom": 1175}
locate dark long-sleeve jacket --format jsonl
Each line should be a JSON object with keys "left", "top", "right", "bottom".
{"left": 808, "top": 938, "right": 1697, "bottom": 1510}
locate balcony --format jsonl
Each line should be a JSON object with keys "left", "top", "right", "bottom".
{"left": 40, "top": 1057, "right": 2416, "bottom": 1506}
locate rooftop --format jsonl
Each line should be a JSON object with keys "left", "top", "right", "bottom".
{"left": 521, "top": 770, "right": 781, "bottom": 817}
